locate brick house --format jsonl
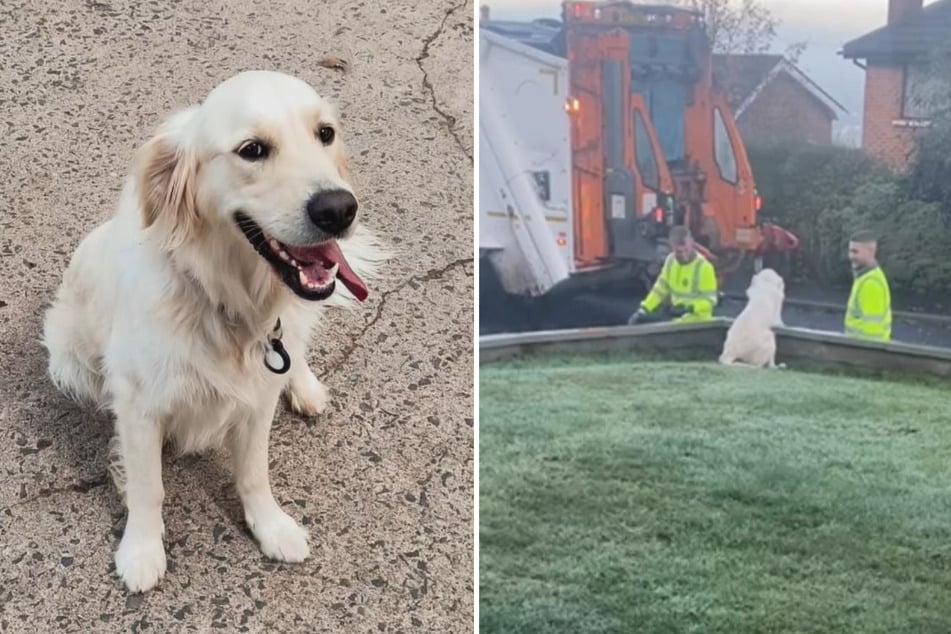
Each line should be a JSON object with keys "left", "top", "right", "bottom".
{"left": 713, "top": 54, "right": 847, "bottom": 147}
{"left": 841, "top": 0, "right": 951, "bottom": 168}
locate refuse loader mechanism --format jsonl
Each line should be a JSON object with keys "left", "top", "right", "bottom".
{"left": 479, "top": 1, "right": 800, "bottom": 329}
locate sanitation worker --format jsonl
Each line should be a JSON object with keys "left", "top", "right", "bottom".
{"left": 844, "top": 230, "right": 892, "bottom": 342}
{"left": 628, "top": 226, "right": 718, "bottom": 325}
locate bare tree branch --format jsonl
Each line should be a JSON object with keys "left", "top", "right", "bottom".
{"left": 673, "top": 0, "right": 780, "bottom": 55}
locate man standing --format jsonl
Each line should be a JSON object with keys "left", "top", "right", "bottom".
{"left": 845, "top": 231, "right": 892, "bottom": 342}
{"left": 628, "top": 226, "right": 718, "bottom": 325}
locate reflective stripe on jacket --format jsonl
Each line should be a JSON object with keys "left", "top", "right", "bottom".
{"left": 845, "top": 265, "right": 892, "bottom": 342}
{"left": 641, "top": 253, "right": 718, "bottom": 322}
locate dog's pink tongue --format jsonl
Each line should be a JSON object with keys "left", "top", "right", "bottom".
{"left": 285, "top": 241, "right": 368, "bottom": 301}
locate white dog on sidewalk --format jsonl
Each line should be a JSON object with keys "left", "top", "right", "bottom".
{"left": 719, "top": 268, "right": 787, "bottom": 369}
{"left": 42, "top": 71, "right": 388, "bottom": 593}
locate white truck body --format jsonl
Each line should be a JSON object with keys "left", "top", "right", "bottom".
{"left": 479, "top": 27, "right": 575, "bottom": 297}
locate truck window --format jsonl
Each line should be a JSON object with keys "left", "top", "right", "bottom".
{"left": 713, "top": 107, "right": 738, "bottom": 184}
{"left": 633, "top": 110, "right": 660, "bottom": 191}
{"left": 634, "top": 81, "right": 687, "bottom": 163}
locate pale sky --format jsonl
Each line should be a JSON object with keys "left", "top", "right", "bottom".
{"left": 758, "top": 0, "right": 886, "bottom": 33}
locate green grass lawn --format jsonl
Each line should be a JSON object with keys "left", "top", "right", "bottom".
{"left": 480, "top": 355, "right": 951, "bottom": 634}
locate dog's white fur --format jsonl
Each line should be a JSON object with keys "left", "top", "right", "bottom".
{"left": 41, "top": 71, "right": 388, "bottom": 593}
{"left": 719, "top": 268, "right": 786, "bottom": 369}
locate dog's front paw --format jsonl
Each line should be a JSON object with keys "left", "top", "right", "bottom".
{"left": 115, "top": 532, "right": 167, "bottom": 593}
{"left": 287, "top": 368, "right": 330, "bottom": 417}
{"left": 249, "top": 510, "right": 310, "bottom": 562}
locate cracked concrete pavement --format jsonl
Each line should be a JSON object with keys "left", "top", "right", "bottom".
{"left": 0, "top": 0, "right": 473, "bottom": 632}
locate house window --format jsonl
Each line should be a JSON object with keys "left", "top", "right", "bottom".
{"left": 633, "top": 110, "right": 660, "bottom": 191}
{"left": 903, "top": 63, "right": 942, "bottom": 120}
{"left": 713, "top": 107, "right": 738, "bottom": 184}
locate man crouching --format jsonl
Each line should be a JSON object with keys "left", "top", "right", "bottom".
{"left": 628, "top": 227, "right": 719, "bottom": 325}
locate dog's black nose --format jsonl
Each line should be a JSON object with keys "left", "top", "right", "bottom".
{"left": 306, "top": 189, "right": 357, "bottom": 235}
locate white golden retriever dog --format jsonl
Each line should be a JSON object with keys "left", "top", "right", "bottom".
{"left": 41, "top": 71, "right": 387, "bottom": 593}
{"left": 719, "top": 268, "right": 786, "bottom": 368}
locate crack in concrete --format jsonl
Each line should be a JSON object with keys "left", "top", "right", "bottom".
{"left": 1, "top": 473, "right": 110, "bottom": 513}
{"left": 416, "top": 0, "right": 472, "bottom": 164}
{"left": 320, "top": 258, "right": 472, "bottom": 379}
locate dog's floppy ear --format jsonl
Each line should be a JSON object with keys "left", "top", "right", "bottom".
{"left": 137, "top": 106, "right": 201, "bottom": 250}
{"left": 335, "top": 139, "right": 351, "bottom": 183}
{"left": 325, "top": 103, "right": 351, "bottom": 183}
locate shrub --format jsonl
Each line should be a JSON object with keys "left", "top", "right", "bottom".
{"left": 902, "top": 43, "right": 951, "bottom": 227}
{"left": 904, "top": 119, "right": 951, "bottom": 229}
{"left": 856, "top": 195, "right": 951, "bottom": 294}
{"left": 746, "top": 141, "right": 951, "bottom": 294}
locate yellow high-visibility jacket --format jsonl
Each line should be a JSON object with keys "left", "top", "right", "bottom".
{"left": 641, "top": 252, "right": 718, "bottom": 322}
{"left": 845, "top": 265, "right": 892, "bottom": 342}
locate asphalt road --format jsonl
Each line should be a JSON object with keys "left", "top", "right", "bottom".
{"left": 481, "top": 290, "right": 951, "bottom": 349}
{"left": 718, "top": 297, "right": 951, "bottom": 349}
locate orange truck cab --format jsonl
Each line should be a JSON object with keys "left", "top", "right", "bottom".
{"left": 564, "top": 24, "right": 677, "bottom": 270}
{"left": 562, "top": 0, "right": 791, "bottom": 276}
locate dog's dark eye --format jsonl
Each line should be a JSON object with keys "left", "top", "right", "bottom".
{"left": 236, "top": 141, "right": 269, "bottom": 161}
{"left": 317, "top": 126, "right": 335, "bottom": 146}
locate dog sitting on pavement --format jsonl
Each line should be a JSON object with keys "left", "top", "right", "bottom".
{"left": 41, "top": 71, "right": 388, "bottom": 593}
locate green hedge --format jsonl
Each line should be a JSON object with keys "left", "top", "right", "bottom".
{"left": 747, "top": 142, "right": 951, "bottom": 294}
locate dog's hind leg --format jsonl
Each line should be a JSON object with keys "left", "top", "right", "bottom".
{"left": 718, "top": 350, "right": 738, "bottom": 365}
{"left": 285, "top": 363, "right": 330, "bottom": 417}
{"left": 42, "top": 300, "right": 105, "bottom": 405}
{"left": 229, "top": 395, "right": 310, "bottom": 563}
{"left": 719, "top": 351, "right": 760, "bottom": 369}
{"left": 764, "top": 339, "right": 786, "bottom": 369}
{"left": 278, "top": 309, "right": 329, "bottom": 417}
{"left": 726, "top": 360, "right": 760, "bottom": 368}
